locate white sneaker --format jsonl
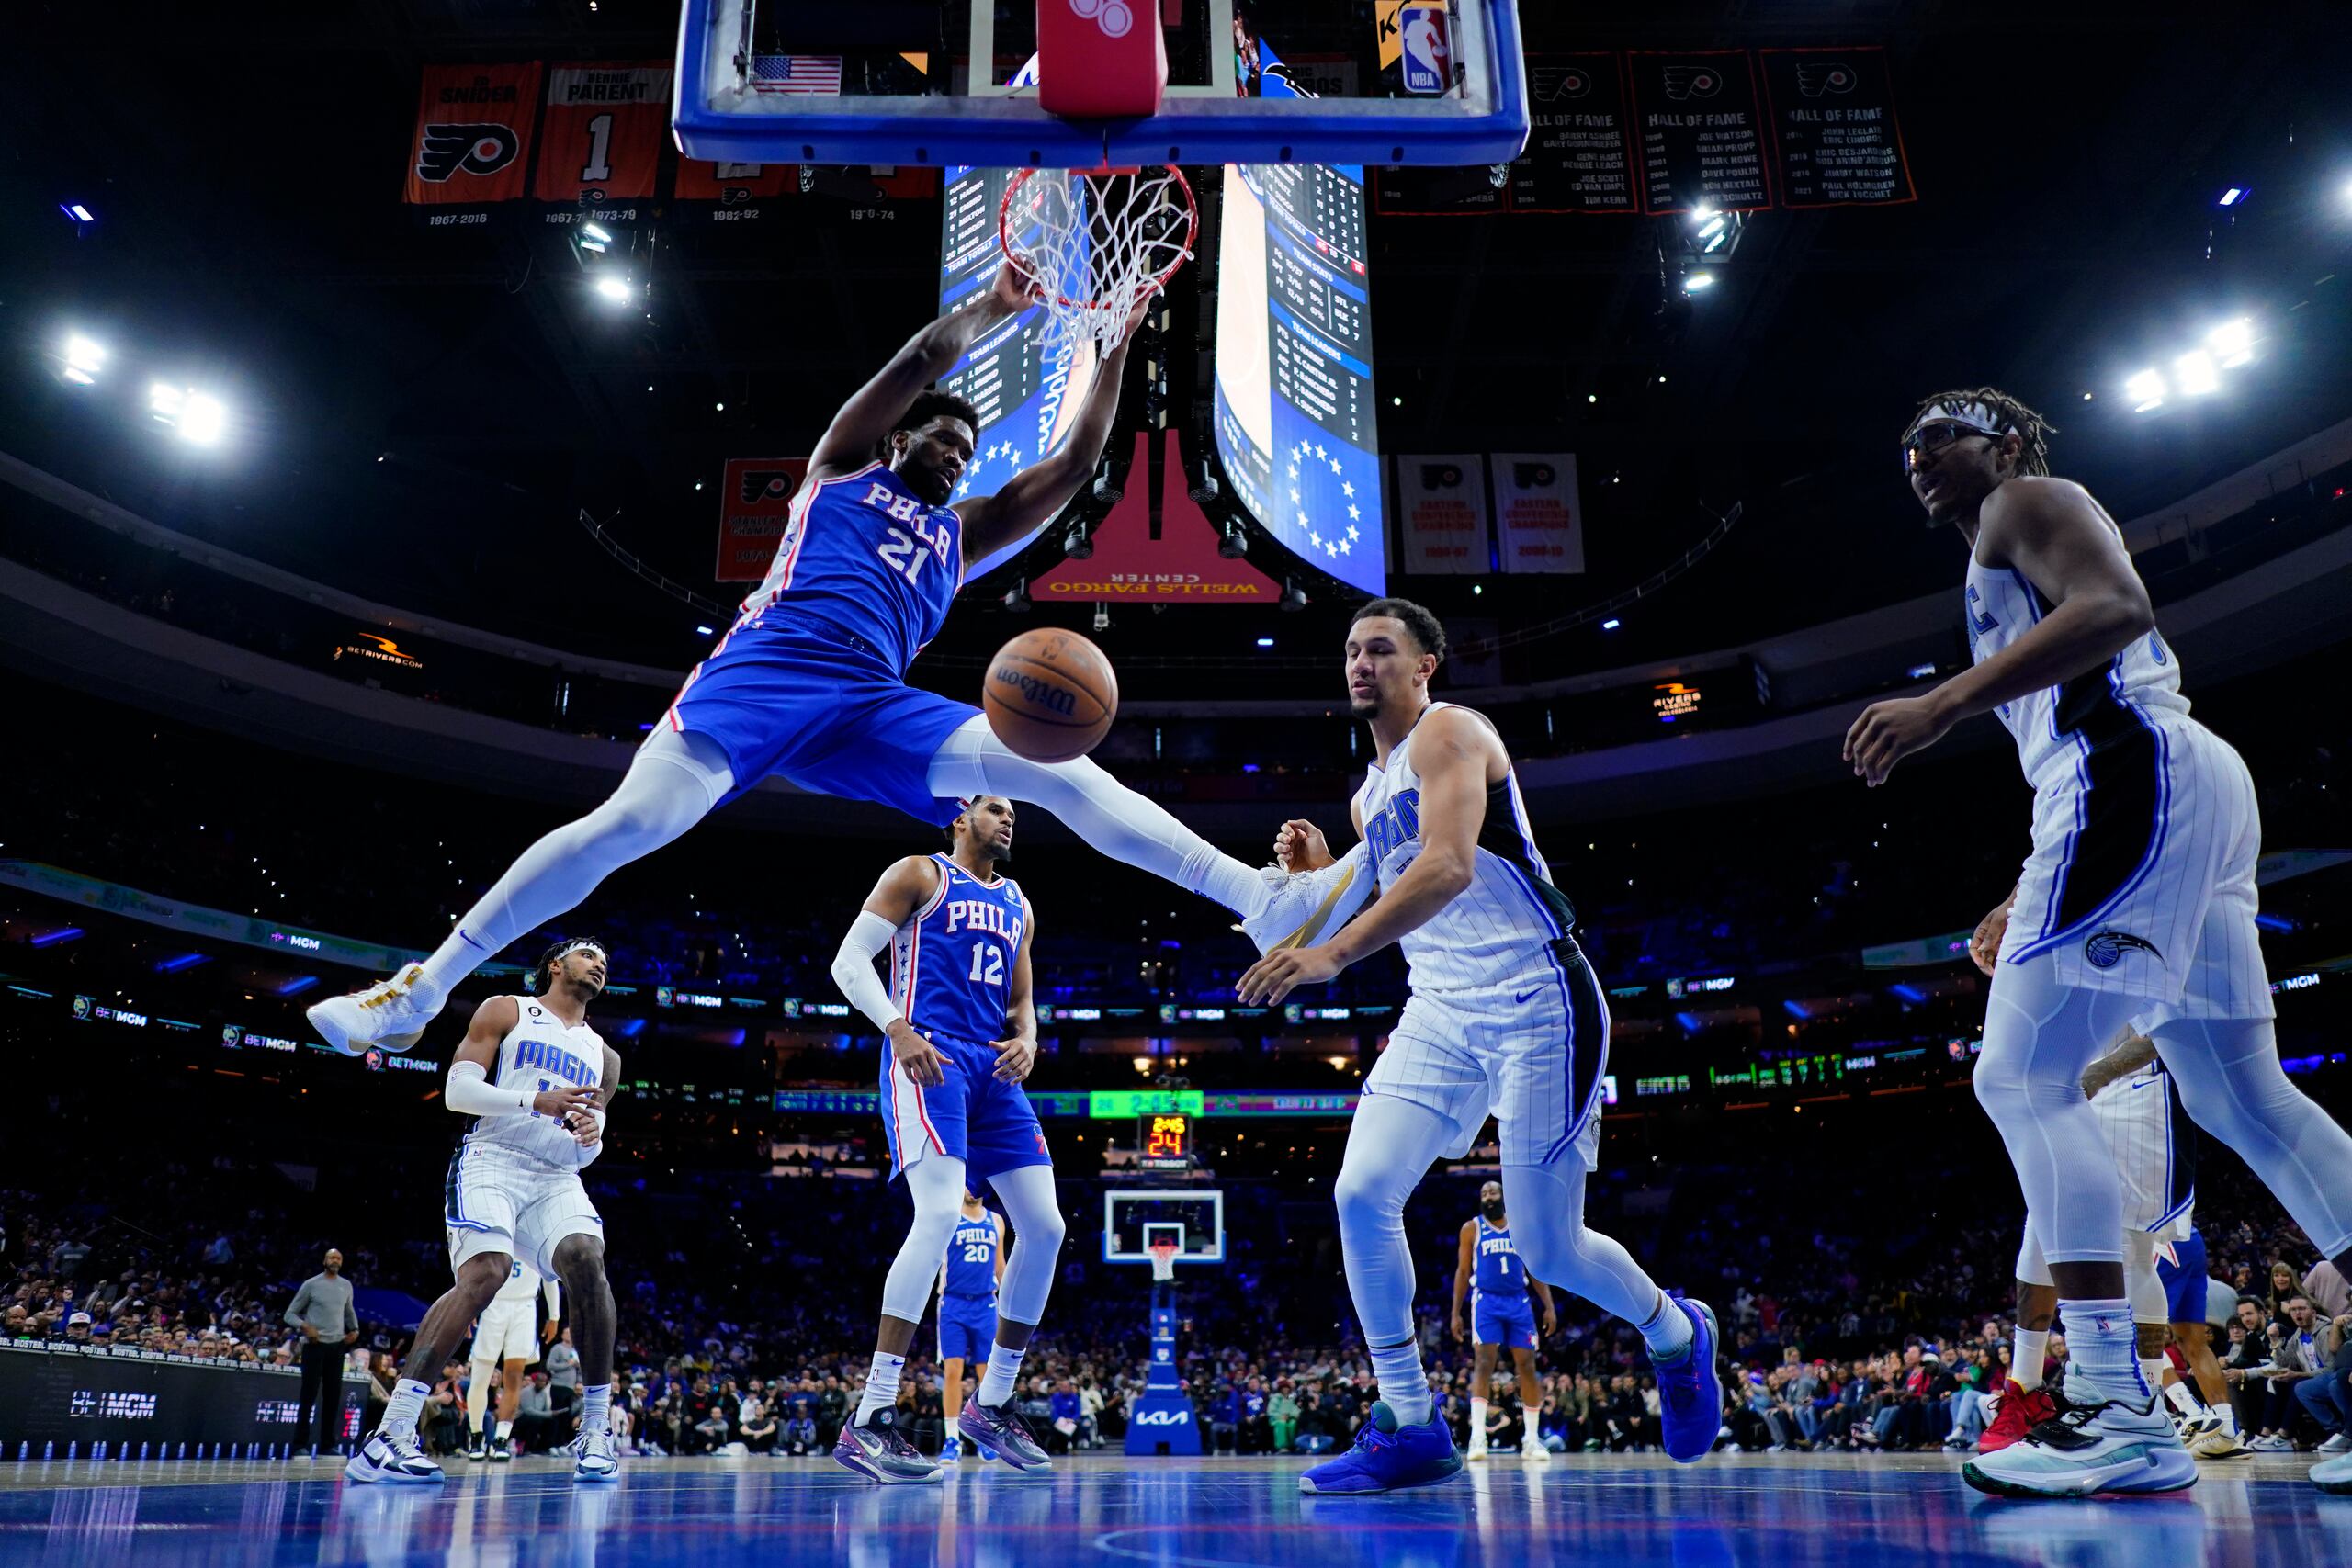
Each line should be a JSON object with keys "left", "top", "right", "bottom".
{"left": 345, "top": 1430, "right": 444, "bottom": 1485}
{"left": 1464, "top": 1441, "right": 1488, "bottom": 1463}
{"left": 306, "top": 964, "right": 445, "bottom": 1055}
{"left": 574, "top": 1427, "right": 620, "bottom": 1484}
{"left": 2317, "top": 1433, "right": 2352, "bottom": 1455}
{"left": 2189, "top": 1428, "right": 2252, "bottom": 1460}
{"left": 2249, "top": 1433, "right": 2294, "bottom": 1452}
{"left": 1523, "top": 1440, "right": 1552, "bottom": 1464}
{"left": 1961, "top": 1394, "right": 2197, "bottom": 1499}
{"left": 1238, "top": 852, "right": 1371, "bottom": 954}
{"left": 2313, "top": 1450, "right": 2352, "bottom": 1494}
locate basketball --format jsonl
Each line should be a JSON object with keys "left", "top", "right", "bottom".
{"left": 983, "top": 629, "right": 1119, "bottom": 763}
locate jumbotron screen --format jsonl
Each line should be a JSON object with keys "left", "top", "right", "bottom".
{"left": 1211, "top": 163, "right": 1386, "bottom": 597}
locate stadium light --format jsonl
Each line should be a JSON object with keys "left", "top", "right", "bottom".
{"left": 61, "top": 333, "right": 106, "bottom": 384}
{"left": 2217, "top": 186, "right": 2247, "bottom": 208}
{"left": 2124, "top": 368, "right": 2166, "bottom": 412}
{"left": 1682, "top": 271, "right": 1716, "bottom": 294}
{"left": 60, "top": 202, "right": 95, "bottom": 224}
{"left": 2173, "top": 349, "right": 2221, "bottom": 396}
{"left": 2208, "top": 317, "right": 2256, "bottom": 367}
{"left": 151, "top": 382, "right": 227, "bottom": 444}
{"left": 1601, "top": 618, "right": 1622, "bottom": 630}
{"left": 580, "top": 222, "right": 613, "bottom": 244}
{"left": 594, "top": 275, "right": 633, "bottom": 304}
{"left": 1255, "top": 637, "right": 1274, "bottom": 649}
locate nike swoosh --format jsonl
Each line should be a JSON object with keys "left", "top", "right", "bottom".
{"left": 1513, "top": 987, "right": 1543, "bottom": 1005}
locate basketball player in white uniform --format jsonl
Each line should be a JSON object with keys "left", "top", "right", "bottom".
{"left": 461, "top": 1258, "right": 560, "bottom": 1461}
{"left": 345, "top": 940, "right": 623, "bottom": 1486}
{"left": 1239, "top": 598, "right": 1724, "bottom": 1495}
{"left": 1851, "top": 389, "right": 2352, "bottom": 1497}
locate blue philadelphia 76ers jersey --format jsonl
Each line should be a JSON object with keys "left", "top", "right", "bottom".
{"left": 890, "top": 854, "right": 1028, "bottom": 1046}
{"left": 740, "top": 461, "right": 963, "bottom": 674}
{"left": 944, "top": 1213, "right": 1000, "bottom": 1301}
{"left": 1474, "top": 1218, "right": 1527, "bottom": 1295}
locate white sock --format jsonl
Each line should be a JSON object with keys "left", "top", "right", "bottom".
{"left": 582, "top": 1382, "right": 611, "bottom": 1437}
{"left": 2058, "top": 1299, "right": 2148, "bottom": 1403}
{"left": 2213, "top": 1403, "right": 2237, "bottom": 1437}
{"left": 1369, "top": 1337, "right": 1432, "bottom": 1427}
{"left": 382, "top": 1379, "right": 431, "bottom": 1439}
{"left": 2013, "top": 1328, "right": 2049, "bottom": 1391}
{"left": 1636, "top": 1292, "right": 1695, "bottom": 1359}
{"left": 944, "top": 1415, "right": 961, "bottom": 1443}
{"left": 490, "top": 1417, "right": 506, "bottom": 1442}
{"left": 978, "top": 1344, "right": 1027, "bottom": 1408}
{"left": 1468, "top": 1396, "right": 1489, "bottom": 1445}
{"left": 856, "top": 1354, "right": 905, "bottom": 1424}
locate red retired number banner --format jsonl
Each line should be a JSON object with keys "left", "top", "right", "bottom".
{"left": 716, "top": 458, "right": 810, "bottom": 582}
{"left": 405, "top": 63, "right": 544, "bottom": 217}
{"left": 536, "top": 62, "right": 673, "bottom": 207}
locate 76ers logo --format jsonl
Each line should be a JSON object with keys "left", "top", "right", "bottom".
{"left": 417, "top": 123, "right": 520, "bottom": 183}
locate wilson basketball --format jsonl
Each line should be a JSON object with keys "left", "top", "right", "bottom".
{"left": 983, "top": 630, "right": 1118, "bottom": 763}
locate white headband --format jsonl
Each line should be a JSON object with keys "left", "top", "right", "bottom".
{"left": 1911, "top": 400, "right": 2012, "bottom": 438}
{"left": 554, "top": 941, "right": 606, "bottom": 964}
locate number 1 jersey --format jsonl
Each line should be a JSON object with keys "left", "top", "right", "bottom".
{"left": 890, "top": 854, "right": 1028, "bottom": 1046}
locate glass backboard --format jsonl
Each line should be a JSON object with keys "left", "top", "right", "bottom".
{"left": 1103, "top": 1188, "right": 1225, "bottom": 1265}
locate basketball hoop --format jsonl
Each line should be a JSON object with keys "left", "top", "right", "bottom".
{"left": 999, "top": 164, "right": 1197, "bottom": 360}
{"left": 1147, "top": 1238, "right": 1180, "bottom": 1283}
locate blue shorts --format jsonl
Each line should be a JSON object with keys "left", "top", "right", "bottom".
{"left": 939, "top": 1296, "right": 997, "bottom": 1363}
{"left": 881, "top": 1031, "right": 1053, "bottom": 1185}
{"left": 666, "top": 614, "right": 977, "bottom": 826}
{"left": 2156, "top": 1228, "right": 2210, "bottom": 1324}
{"left": 1473, "top": 1290, "right": 1537, "bottom": 1350}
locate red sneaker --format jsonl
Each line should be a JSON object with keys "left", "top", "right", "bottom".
{"left": 1976, "top": 1379, "right": 2056, "bottom": 1454}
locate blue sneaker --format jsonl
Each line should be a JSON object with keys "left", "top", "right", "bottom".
{"left": 1652, "top": 1293, "right": 1724, "bottom": 1464}
{"left": 1298, "top": 1401, "right": 1463, "bottom": 1495}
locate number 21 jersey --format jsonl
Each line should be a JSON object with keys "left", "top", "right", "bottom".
{"left": 891, "top": 854, "right": 1029, "bottom": 1046}
{"left": 739, "top": 460, "right": 963, "bottom": 673}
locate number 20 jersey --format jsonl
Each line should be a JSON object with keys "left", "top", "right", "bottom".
{"left": 891, "top": 854, "right": 1029, "bottom": 1046}
{"left": 739, "top": 460, "right": 963, "bottom": 674}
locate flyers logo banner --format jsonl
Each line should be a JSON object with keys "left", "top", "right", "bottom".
{"left": 1659, "top": 64, "right": 1722, "bottom": 100}
{"left": 404, "top": 63, "right": 543, "bottom": 208}
{"left": 536, "top": 62, "right": 673, "bottom": 206}
{"left": 716, "top": 457, "right": 810, "bottom": 582}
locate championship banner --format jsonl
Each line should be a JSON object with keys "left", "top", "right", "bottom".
{"left": 715, "top": 457, "right": 810, "bottom": 583}
{"left": 1626, "top": 51, "right": 1770, "bottom": 216}
{"left": 403, "top": 62, "right": 543, "bottom": 218}
{"left": 673, "top": 157, "right": 795, "bottom": 223}
{"left": 1032, "top": 433, "right": 1279, "bottom": 604}
{"left": 535, "top": 62, "right": 673, "bottom": 216}
{"left": 1491, "top": 454, "right": 1585, "bottom": 574}
{"left": 1393, "top": 455, "right": 1489, "bottom": 575}
{"left": 1758, "top": 48, "right": 1917, "bottom": 209}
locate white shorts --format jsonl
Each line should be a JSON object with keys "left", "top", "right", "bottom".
{"left": 445, "top": 1145, "right": 603, "bottom": 1280}
{"left": 469, "top": 1298, "right": 539, "bottom": 1367}
{"left": 2000, "top": 716, "right": 2273, "bottom": 1020}
{"left": 1365, "top": 942, "right": 1609, "bottom": 1170}
{"left": 2087, "top": 1069, "right": 2196, "bottom": 1237}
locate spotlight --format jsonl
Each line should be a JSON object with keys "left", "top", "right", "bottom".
{"left": 1255, "top": 637, "right": 1275, "bottom": 649}
{"left": 1682, "top": 271, "right": 1716, "bottom": 294}
{"left": 2208, "top": 317, "right": 2256, "bottom": 367}
{"left": 1091, "top": 457, "right": 1123, "bottom": 506}
{"left": 594, "top": 275, "right": 633, "bottom": 304}
{"left": 180, "top": 394, "right": 226, "bottom": 446}
{"left": 1001, "top": 579, "right": 1031, "bottom": 613}
{"left": 61, "top": 333, "right": 106, "bottom": 384}
{"left": 2123, "top": 368, "right": 2166, "bottom": 412}
{"left": 2216, "top": 186, "right": 2246, "bottom": 208}
{"left": 1280, "top": 579, "right": 1307, "bottom": 612}
{"left": 1092, "top": 603, "right": 1110, "bottom": 632}
{"left": 695, "top": 625, "right": 715, "bottom": 637}
{"left": 1063, "top": 520, "right": 1093, "bottom": 560}
{"left": 1601, "top": 618, "right": 1622, "bottom": 630}
{"left": 580, "top": 222, "right": 613, "bottom": 244}
{"left": 2173, "top": 349, "right": 2221, "bottom": 396}
{"left": 59, "top": 202, "right": 95, "bottom": 225}
{"left": 1217, "top": 519, "right": 1247, "bottom": 559}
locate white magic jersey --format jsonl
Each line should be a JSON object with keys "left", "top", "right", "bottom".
{"left": 1962, "top": 550, "right": 2188, "bottom": 787}
{"left": 463, "top": 996, "right": 608, "bottom": 1171}
{"left": 1350, "top": 703, "right": 1574, "bottom": 992}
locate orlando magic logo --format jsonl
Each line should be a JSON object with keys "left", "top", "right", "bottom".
{"left": 2085, "top": 931, "right": 2161, "bottom": 969}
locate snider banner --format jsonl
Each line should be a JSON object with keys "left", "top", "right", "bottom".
{"left": 404, "top": 63, "right": 544, "bottom": 213}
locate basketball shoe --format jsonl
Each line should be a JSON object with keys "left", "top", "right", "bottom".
{"left": 488, "top": 1432, "right": 513, "bottom": 1462}
{"left": 306, "top": 964, "right": 444, "bottom": 1055}
{"left": 1961, "top": 1393, "right": 2198, "bottom": 1498}
{"left": 1298, "top": 1402, "right": 1462, "bottom": 1495}
{"left": 832, "top": 1411, "right": 942, "bottom": 1485}
{"left": 573, "top": 1427, "right": 619, "bottom": 1484}
{"left": 1977, "top": 1379, "right": 2058, "bottom": 1454}
{"left": 1653, "top": 1294, "right": 1724, "bottom": 1464}
{"left": 464, "top": 1428, "right": 488, "bottom": 1462}
{"left": 344, "top": 1429, "right": 444, "bottom": 1484}
{"left": 960, "top": 1397, "right": 1052, "bottom": 1471}
{"left": 1523, "top": 1437, "right": 1553, "bottom": 1464}
{"left": 2313, "top": 1450, "right": 2352, "bottom": 1494}
{"left": 1240, "top": 856, "right": 1368, "bottom": 955}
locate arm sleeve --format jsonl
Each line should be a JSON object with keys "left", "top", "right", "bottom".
{"left": 447, "top": 1058, "right": 535, "bottom": 1116}
{"left": 831, "top": 910, "right": 907, "bottom": 1033}
{"left": 544, "top": 1277, "right": 561, "bottom": 1319}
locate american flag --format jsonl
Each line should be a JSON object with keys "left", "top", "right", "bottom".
{"left": 751, "top": 55, "right": 842, "bottom": 96}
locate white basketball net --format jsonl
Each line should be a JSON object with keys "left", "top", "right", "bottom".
{"left": 1000, "top": 165, "right": 1198, "bottom": 359}
{"left": 1148, "top": 1240, "right": 1180, "bottom": 1283}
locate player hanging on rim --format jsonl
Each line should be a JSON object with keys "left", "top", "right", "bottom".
{"left": 937, "top": 1188, "right": 1008, "bottom": 1463}
{"left": 306, "top": 265, "right": 1323, "bottom": 1060}
{"left": 1238, "top": 598, "right": 1724, "bottom": 1495}
{"left": 346, "top": 940, "right": 622, "bottom": 1485}
{"left": 1850, "top": 389, "right": 2352, "bottom": 1498}
{"left": 1452, "top": 1179, "right": 1557, "bottom": 1464}
{"left": 829, "top": 795, "right": 1062, "bottom": 1484}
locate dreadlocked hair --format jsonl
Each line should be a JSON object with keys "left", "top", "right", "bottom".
{"left": 1907, "top": 387, "right": 2055, "bottom": 477}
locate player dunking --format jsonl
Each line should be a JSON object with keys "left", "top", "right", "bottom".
{"left": 462, "top": 1258, "right": 560, "bottom": 1462}
{"left": 1239, "top": 599, "right": 1724, "bottom": 1495}
{"left": 829, "top": 795, "right": 1061, "bottom": 1483}
{"left": 345, "top": 940, "right": 622, "bottom": 1485}
{"left": 1451, "top": 1180, "right": 1556, "bottom": 1463}
{"left": 1850, "top": 389, "right": 2352, "bottom": 1497}
{"left": 307, "top": 265, "right": 1316, "bottom": 1058}
{"left": 937, "top": 1189, "right": 1007, "bottom": 1462}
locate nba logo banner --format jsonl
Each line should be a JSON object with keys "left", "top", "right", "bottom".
{"left": 715, "top": 457, "right": 810, "bottom": 582}
{"left": 405, "top": 63, "right": 544, "bottom": 213}
{"left": 1492, "top": 454, "right": 1585, "bottom": 574}
{"left": 1398, "top": 6, "right": 1452, "bottom": 96}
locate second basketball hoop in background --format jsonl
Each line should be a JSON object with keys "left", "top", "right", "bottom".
{"left": 984, "top": 629, "right": 1119, "bottom": 763}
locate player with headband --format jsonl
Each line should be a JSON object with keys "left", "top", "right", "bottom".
{"left": 345, "top": 939, "right": 624, "bottom": 1486}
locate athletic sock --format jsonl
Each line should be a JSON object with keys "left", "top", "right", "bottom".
{"left": 856, "top": 1353, "right": 906, "bottom": 1425}
{"left": 1468, "top": 1396, "right": 1489, "bottom": 1446}
{"left": 1636, "top": 1292, "right": 1695, "bottom": 1360}
{"left": 419, "top": 922, "right": 498, "bottom": 997}
{"left": 2138, "top": 1357, "right": 2169, "bottom": 1396}
{"left": 490, "top": 1418, "right": 506, "bottom": 1443}
{"left": 2013, "top": 1328, "right": 2049, "bottom": 1392}
{"left": 1369, "top": 1337, "right": 1432, "bottom": 1427}
{"left": 1187, "top": 847, "right": 1268, "bottom": 919}
{"left": 978, "top": 1344, "right": 1027, "bottom": 1408}
{"left": 944, "top": 1415, "right": 962, "bottom": 1444}
{"left": 2058, "top": 1299, "right": 2148, "bottom": 1404}
{"left": 581, "top": 1382, "right": 611, "bottom": 1438}
{"left": 382, "top": 1379, "right": 431, "bottom": 1440}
